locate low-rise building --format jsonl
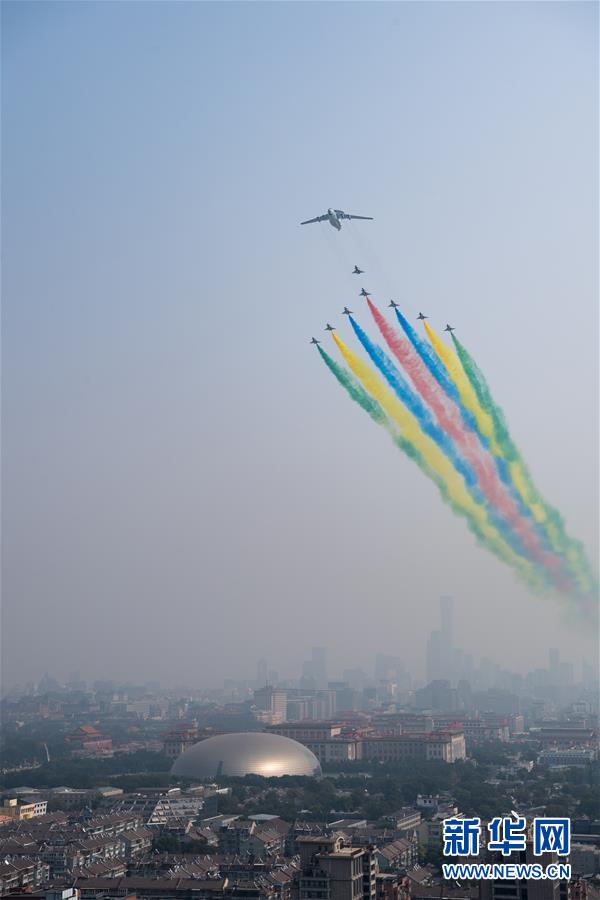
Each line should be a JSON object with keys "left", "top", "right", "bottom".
{"left": 537, "top": 748, "right": 598, "bottom": 767}
{"left": 65, "top": 725, "right": 113, "bottom": 755}
{"left": 374, "top": 838, "right": 418, "bottom": 873}
{"left": 0, "top": 858, "right": 50, "bottom": 895}
{"left": 2, "top": 797, "right": 48, "bottom": 819}
{"left": 73, "top": 876, "right": 228, "bottom": 900}
{"left": 382, "top": 809, "right": 422, "bottom": 835}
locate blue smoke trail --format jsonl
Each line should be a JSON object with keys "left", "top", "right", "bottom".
{"left": 348, "top": 315, "right": 536, "bottom": 565}
{"left": 349, "top": 317, "right": 477, "bottom": 486}
{"left": 393, "top": 308, "right": 533, "bottom": 516}
{"left": 394, "top": 309, "right": 460, "bottom": 401}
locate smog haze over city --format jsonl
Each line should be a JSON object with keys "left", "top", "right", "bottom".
{"left": 2, "top": 1, "right": 598, "bottom": 691}
{"left": 1, "top": 9, "right": 599, "bottom": 900}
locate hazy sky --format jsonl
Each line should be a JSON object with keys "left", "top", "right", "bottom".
{"left": 2, "top": 1, "right": 598, "bottom": 688}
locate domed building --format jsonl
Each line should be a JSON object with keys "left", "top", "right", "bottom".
{"left": 170, "top": 731, "right": 322, "bottom": 778}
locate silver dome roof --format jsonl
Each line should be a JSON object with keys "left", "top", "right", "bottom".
{"left": 170, "top": 731, "right": 322, "bottom": 778}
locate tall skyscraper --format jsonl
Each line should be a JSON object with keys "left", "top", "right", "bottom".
{"left": 256, "top": 658, "right": 268, "bottom": 688}
{"left": 310, "top": 647, "right": 327, "bottom": 688}
{"left": 426, "top": 630, "right": 442, "bottom": 683}
{"left": 549, "top": 648, "right": 560, "bottom": 683}
{"left": 440, "top": 595, "right": 454, "bottom": 646}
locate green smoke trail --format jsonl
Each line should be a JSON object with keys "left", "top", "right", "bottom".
{"left": 318, "top": 344, "right": 387, "bottom": 426}
{"left": 316, "top": 345, "right": 548, "bottom": 593}
{"left": 450, "top": 333, "right": 597, "bottom": 599}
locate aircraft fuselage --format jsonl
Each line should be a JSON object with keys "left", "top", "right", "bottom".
{"left": 327, "top": 208, "right": 342, "bottom": 230}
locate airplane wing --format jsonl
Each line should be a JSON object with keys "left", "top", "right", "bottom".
{"left": 345, "top": 214, "right": 374, "bottom": 221}
{"left": 300, "top": 215, "right": 328, "bottom": 225}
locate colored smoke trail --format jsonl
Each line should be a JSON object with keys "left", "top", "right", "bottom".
{"left": 450, "top": 332, "right": 598, "bottom": 598}
{"left": 348, "top": 316, "right": 479, "bottom": 492}
{"left": 316, "top": 344, "right": 546, "bottom": 587}
{"left": 317, "top": 344, "right": 387, "bottom": 427}
{"left": 393, "top": 308, "right": 463, "bottom": 407}
{"left": 329, "top": 331, "right": 548, "bottom": 592}
{"left": 422, "top": 319, "right": 559, "bottom": 535}
{"left": 423, "top": 321, "right": 500, "bottom": 454}
{"left": 366, "top": 302, "right": 568, "bottom": 585}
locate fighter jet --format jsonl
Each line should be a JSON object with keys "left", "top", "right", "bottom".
{"left": 352, "top": 266, "right": 364, "bottom": 275}
{"left": 310, "top": 337, "right": 321, "bottom": 345}
{"left": 342, "top": 307, "right": 353, "bottom": 316}
{"left": 417, "top": 312, "right": 428, "bottom": 320}
{"left": 444, "top": 324, "right": 455, "bottom": 332}
{"left": 300, "top": 209, "right": 374, "bottom": 231}
{"left": 388, "top": 300, "right": 399, "bottom": 308}
{"left": 359, "top": 288, "right": 371, "bottom": 298}
{"left": 325, "top": 323, "right": 336, "bottom": 331}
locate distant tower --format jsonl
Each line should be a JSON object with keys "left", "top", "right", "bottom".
{"left": 440, "top": 595, "right": 454, "bottom": 646}
{"left": 426, "top": 631, "right": 442, "bottom": 683}
{"left": 256, "top": 658, "right": 268, "bottom": 688}
{"left": 440, "top": 595, "right": 455, "bottom": 682}
{"left": 549, "top": 648, "right": 559, "bottom": 683}
{"left": 311, "top": 647, "right": 327, "bottom": 688}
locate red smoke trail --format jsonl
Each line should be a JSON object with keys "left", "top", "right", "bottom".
{"left": 367, "top": 300, "right": 569, "bottom": 590}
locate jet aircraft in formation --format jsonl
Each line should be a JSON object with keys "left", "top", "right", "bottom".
{"left": 310, "top": 312, "right": 456, "bottom": 344}
{"left": 299, "top": 204, "right": 455, "bottom": 341}
{"left": 300, "top": 209, "right": 374, "bottom": 231}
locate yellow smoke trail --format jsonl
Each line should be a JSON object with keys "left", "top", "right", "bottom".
{"left": 423, "top": 321, "right": 549, "bottom": 526}
{"left": 332, "top": 332, "right": 544, "bottom": 588}
{"left": 424, "top": 323, "right": 499, "bottom": 450}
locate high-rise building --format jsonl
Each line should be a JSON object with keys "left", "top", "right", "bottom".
{"left": 549, "top": 648, "right": 560, "bottom": 683}
{"left": 440, "top": 595, "right": 454, "bottom": 645}
{"left": 426, "top": 596, "right": 457, "bottom": 684}
{"left": 311, "top": 647, "right": 328, "bottom": 688}
{"left": 253, "top": 686, "right": 287, "bottom": 723}
{"left": 426, "top": 630, "right": 442, "bottom": 683}
{"left": 375, "top": 654, "right": 402, "bottom": 681}
{"left": 296, "top": 836, "right": 365, "bottom": 900}
{"left": 256, "top": 658, "right": 268, "bottom": 688}
{"left": 478, "top": 842, "right": 568, "bottom": 900}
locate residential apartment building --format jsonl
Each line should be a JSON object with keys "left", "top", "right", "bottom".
{"left": 296, "top": 837, "right": 366, "bottom": 900}
{"left": 0, "top": 859, "right": 50, "bottom": 896}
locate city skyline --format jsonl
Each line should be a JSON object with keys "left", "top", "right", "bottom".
{"left": 4, "top": 623, "right": 596, "bottom": 697}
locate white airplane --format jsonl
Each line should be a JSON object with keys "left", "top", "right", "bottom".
{"left": 300, "top": 208, "right": 373, "bottom": 231}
